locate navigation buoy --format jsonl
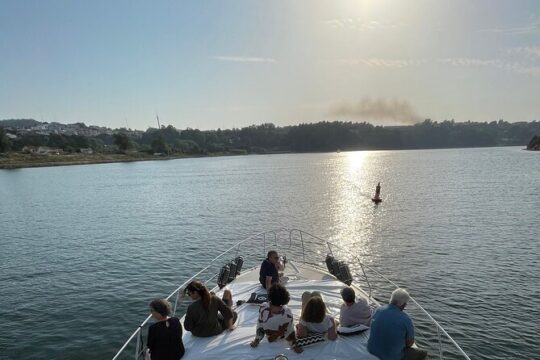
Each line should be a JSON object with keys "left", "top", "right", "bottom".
{"left": 372, "top": 182, "right": 382, "bottom": 204}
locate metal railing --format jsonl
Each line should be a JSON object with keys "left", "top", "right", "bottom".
{"left": 288, "top": 228, "right": 471, "bottom": 360}
{"left": 112, "top": 228, "right": 471, "bottom": 360}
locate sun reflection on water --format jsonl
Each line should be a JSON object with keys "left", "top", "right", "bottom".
{"left": 329, "top": 150, "right": 385, "bottom": 267}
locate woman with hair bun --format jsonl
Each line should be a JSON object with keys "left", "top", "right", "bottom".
{"left": 147, "top": 298, "right": 185, "bottom": 359}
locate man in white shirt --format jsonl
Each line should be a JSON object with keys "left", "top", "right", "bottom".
{"left": 339, "top": 287, "right": 372, "bottom": 327}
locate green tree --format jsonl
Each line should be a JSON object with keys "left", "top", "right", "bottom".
{"left": 0, "top": 127, "right": 9, "bottom": 152}
{"left": 151, "top": 136, "right": 171, "bottom": 154}
{"left": 113, "top": 133, "right": 132, "bottom": 151}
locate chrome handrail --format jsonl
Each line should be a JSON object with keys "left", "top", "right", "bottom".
{"left": 113, "top": 229, "right": 289, "bottom": 360}
{"left": 112, "top": 228, "right": 470, "bottom": 360}
{"left": 289, "top": 229, "right": 471, "bottom": 360}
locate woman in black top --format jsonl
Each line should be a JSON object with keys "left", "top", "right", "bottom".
{"left": 147, "top": 298, "right": 185, "bottom": 360}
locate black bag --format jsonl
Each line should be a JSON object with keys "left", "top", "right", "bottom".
{"left": 246, "top": 292, "right": 268, "bottom": 304}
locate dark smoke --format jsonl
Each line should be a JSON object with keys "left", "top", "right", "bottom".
{"left": 329, "top": 98, "right": 422, "bottom": 124}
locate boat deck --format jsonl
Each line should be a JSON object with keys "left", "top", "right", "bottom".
{"left": 179, "top": 262, "right": 379, "bottom": 360}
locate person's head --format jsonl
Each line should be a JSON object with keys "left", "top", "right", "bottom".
{"left": 301, "top": 296, "right": 327, "bottom": 323}
{"left": 185, "top": 280, "right": 211, "bottom": 309}
{"left": 390, "top": 288, "right": 410, "bottom": 310}
{"left": 301, "top": 291, "right": 324, "bottom": 310}
{"left": 149, "top": 298, "right": 171, "bottom": 320}
{"left": 268, "top": 283, "right": 290, "bottom": 307}
{"left": 267, "top": 250, "right": 279, "bottom": 265}
{"left": 341, "top": 287, "right": 356, "bottom": 304}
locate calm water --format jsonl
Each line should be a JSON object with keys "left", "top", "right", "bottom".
{"left": 0, "top": 147, "right": 538, "bottom": 359}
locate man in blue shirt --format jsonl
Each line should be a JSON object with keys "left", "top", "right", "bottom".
{"left": 259, "top": 250, "right": 281, "bottom": 290}
{"left": 368, "top": 288, "right": 427, "bottom": 360}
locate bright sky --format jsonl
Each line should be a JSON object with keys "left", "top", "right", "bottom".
{"left": 1, "top": 0, "right": 540, "bottom": 130}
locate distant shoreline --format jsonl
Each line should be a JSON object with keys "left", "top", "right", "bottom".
{"left": 1, "top": 145, "right": 534, "bottom": 170}
{"left": 0, "top": 152, "right": 242, "bottom": 170}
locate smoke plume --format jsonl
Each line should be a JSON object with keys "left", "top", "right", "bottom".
{"left": 329, "top": 98, "right": 422, "bottom": 125}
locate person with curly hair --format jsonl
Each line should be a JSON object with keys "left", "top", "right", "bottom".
{"left": 250, "top": 283, "right": 302, "bottom": 353}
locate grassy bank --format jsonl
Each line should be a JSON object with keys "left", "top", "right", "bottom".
{"left": 0, "top": 152, "right": 195, "bottom": 169}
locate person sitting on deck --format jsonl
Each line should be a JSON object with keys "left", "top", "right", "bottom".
{"left": 250, "top": 283, "right": 303, "bottom": 353}
{"left": 300, "top": 291, "right": 322, "bottom": 313}
{"left": 259, "top": 250, "right": 284, "bottom": 290}
{"left": 296, "top": 296, "right": 338, "bottom": 341}
{"left": 183, "top": 280, "right": 237, "bottom": 337}
{"left": 147, "top": 298, "right": 185, "bottom": 360}
{"left": 367, "top": 288, "right": 427, "bottom": 360}
{"left": 339, "top": 286, "right": 372, "bottom": 327}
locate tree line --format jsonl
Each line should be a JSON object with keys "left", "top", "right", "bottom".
{"left": 1, "top": 119, "right": 539, "bottom": 155}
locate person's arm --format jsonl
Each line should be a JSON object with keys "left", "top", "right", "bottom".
{"left": 265, "top": 276, "right": 273, "bottom": 291}
{"left": 296, "top": 322, "right": 307, "bottom": 338}
{"left": 406, "top": 337, "right": 415, "bottom": 348}
{"left": 327, "top": 317, "right": 338, "bottom": 341}
{"left": 251, "top": 306, "right": 266, "bottom": 347}
{"left": 177, "top": 319, "right": 183, "bottom": 342}
{"left": 216, "top": 296, "right": 234, "bottom": 330}
{"left": 276, "top": 258, "right": 285, "bottom": 272}
{"left": 147, "top": 325, "right": 154, "bottom": 352}
{"left": 404, "top": 316, "right": 415, "bottom": 348}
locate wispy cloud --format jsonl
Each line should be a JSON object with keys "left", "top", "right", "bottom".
{"left": 329, "top": 98, "right": 422, "bottom": 124}
{"left": 506, "top": 46, "right": 540, "bottom": 59}
{"left": 322, "top": 18, "right": 401, "bottom": 31}
{"left": 338, "top": 55, "right": 540, "bottom": 78}
{"left": 478, "top": 17, "right": 540, "bottom": 35}
{"left": 214, "top": 56, "right": 277, "bottom": 63}
{"left": 338, "top": 58, "right": 426, "bottom": 68}
{"left": 438, "top": 57, "right": 540, "bottom": 77}
{"left": 437, "top": 58, "right": 505, "bottom": 67}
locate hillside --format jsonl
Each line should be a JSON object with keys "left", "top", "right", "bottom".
{"left": 0, "top": 119, "right": 42, "bottom": 129}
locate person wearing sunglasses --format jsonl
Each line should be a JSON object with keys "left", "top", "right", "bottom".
{"left": 183, "top": 280, "right": 237, "bottom": 337}
{"left": 259, "top": 250, "right": 285, "bottom": 291}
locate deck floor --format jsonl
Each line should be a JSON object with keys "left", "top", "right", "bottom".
{"left": 179, "top": 263, "right": 378, "bottom": 360}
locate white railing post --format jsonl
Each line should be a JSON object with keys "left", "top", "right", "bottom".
{"left": 437, "top": 325, "right": 443, "bottom": 359}
{"left": 300, "top": 231, "right": 305, "bottom": 263}
{"left": 172, "top": 291, "right": 180, "bottom": 316}
{"left": 358, "top": 262, "right": 373, "bottom": 298}
{"left": 134, "top": 327, "right": 141, "bottom": 360}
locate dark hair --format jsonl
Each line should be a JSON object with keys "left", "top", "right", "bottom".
{"left": 301, "top": 296, "right": 326, "bottom": 323}
{"left": 149, "top": 298, "right": 171, "bottom": 317}
{"left": 268, "top": 283, "right": 290, "bottom": 306}
{"left": 267, "top": 250, "right": 278, "bottom": 259}
{"left": 341, "top": 287, "right": 356, "bottom": 303}
{"left": 185, "top": 280, "right": 211, "bottom": 309}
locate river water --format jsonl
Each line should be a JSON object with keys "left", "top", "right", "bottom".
{"left": 0, "top": 147, "right": 538, "bottom": 359}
